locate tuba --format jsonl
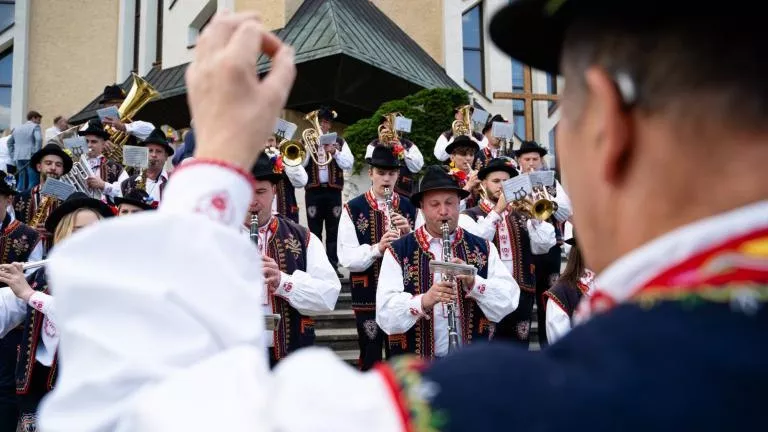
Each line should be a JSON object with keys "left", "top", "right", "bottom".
{"left": 451, "top": 104, "right": 473, "bottom": 138}
{"left": 377, "top": 112, "right": 401, "bottom": 147}
{"left": 103, "top": 73, "right": 160, "bottom": 163}
{"left": 300, "top": 110, "right": 333, "bottom": 167}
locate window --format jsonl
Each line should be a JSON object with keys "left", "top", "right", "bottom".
{"left": 512, "top": 99, "right": 525, "bottom": 139}
{"left": 0, "top": 47, "right": 11, "bottom": 131}
{"left": 462, "top": 3, "right": 484, "bottom": 93}
{"left": 188, "top": 0, "right": 216, "bottom": 48}
{"left": 155, "top": 0, "right": 163, "bottom": 65}
{"left": 546, "top": 73, "right": 558, "bottom": 111}
{"left": 512, "top": 59, "right": 524, "bottom": 92}
{"left": 0, "top": 1, "right": 13, "bottom": 34}
{"left": 133, "top": 0, "right": 141, "bottom": 72}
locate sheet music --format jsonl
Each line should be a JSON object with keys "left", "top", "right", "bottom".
{"left": 471, "top": 108, "right": 489, "bottom": 125}
{"left": 502, "top": 174, "right": 533, "bottom": 202}
{"left": 96, "top": 106, "right": 120, "bottom": 121}
{"left": 394, "top": 116, "right": 412, "bottom": 133}
{"left": 529, "top": 170, "right": 555, "bottom": 188}
{"left": 273, "top": 118, "right": 298, "bottom": 141}
{"left": 491, "top": 122, "right": 513, "bottom": 139}
{"left": 123, "top": 145, "right": 149, "bottom": 169}
{"left": 318, "top": 132, "right": 338, "bottom": 146}
{"left": 41, "top": 178, "right": 75, "bottom": 201}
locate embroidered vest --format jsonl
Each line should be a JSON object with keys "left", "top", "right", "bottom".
{"left": 306, "top": 137, "right": 345, "bottom": 189}
{"left": 121, "top": 173, "right": 167, "bottom": 201}
{"left": 368, "top": 139, "right": 418, "bottom": 197}
{"left": 275, "top": 174, "right": 299, "bottom": 223}
{"left": 97, "top": 157, "right": 124, "bottom": 184}
{"left": 13, "top": 186, "right": 58, "bottom": 253}
{"left": 265, "top": 216, "right": 313, "bottom": 361}
{"left": 345, "top": 192, "right": 417, "bottom": 312}
{"left": 0, "top": 217, "right": 40, "bottom": 268}
{"left": 462, "top": 204, "right": 536, "bottom": 292}
{"left": 544, "top": 282, "right": 584, "bottom": 318}
{"left": 387, "top": 228, "right": 493, "bottom": 359}
{"left": 16, "top": 268, "right": 57, "bottom": 395}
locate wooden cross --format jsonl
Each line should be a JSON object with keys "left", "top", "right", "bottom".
{"left": 492, "top": 65, "right": 559, "bottom": 141}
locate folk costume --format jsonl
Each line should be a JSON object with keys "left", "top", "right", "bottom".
{"left": 302, "top": 107, "right": 354, "bottom": 270}
{"left": 120, "top": 128, "right": 173, "bottom": 204}
{"left": 77, "top": 120, "right": 129, "bottom": 199}
{"left": 459, "top": 158, "right": 555, "bottom": 344}
{"left": 250, "top": 152, "right": 340, "bottom": 366}
{"left": 273, "top": 164, "right": 307, "bottom": 223}
{"left": 376, "top": 166, "right": 518, "bottom": 359}
{"left": 98, "top": 84, "right": 155, "bottom": 147}
{"left": 364, "top": 116, "right": 424, "bottom": 197}
{"left": 481, "top": 114, "right": 517, "bottom": 164}
{"left": 338, "top": 146, "right": 417, "bottom": 370}
{"left": 433, "top": 106, "right": 489, "bottom": 162}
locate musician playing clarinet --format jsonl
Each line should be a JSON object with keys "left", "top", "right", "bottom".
{"left": 337, "top": 146, "right": 416, "bottom": 370}
{"left": 246, "top": 151, "right": 340, "bottom": 367}
{"left": 377, "top": 165, "right": 517, "bottom": 359}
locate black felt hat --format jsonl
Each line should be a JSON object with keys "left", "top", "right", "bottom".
{"left": 139, "top": 128, "right": 175, "bottom": 157}
{"left": 251, "top": 151, "right": 283, "bottom": 184}
{"left": 30, "top": 144, "right": 73, "bottom": 175}
{"left": 45, "top": 192, "right": 115, "bottom": 234}
{"left": 100, "top": 84, "right": 126, "bottom": 104}
{"left": 114, "top": 189, "right": 156, "bottom": 211}
{"left": 482, "top": 114, "right": 508, "bottom": 134}
{"left": 0, "top": 171, "right": 17, "bottom": 196}
{"left": 410, "top": 165, "right": 470, "bottom": 208}
{"left": 77, "top": 119, "right": 110, "bottom": 140}
{"left": 317, "top": 106, "right": 337, "bottom": 122}
{"left": 478, "top": 158, "right": 519, "bottom": 180}
{"left": 445, "top": 134, "right": 480, "bottom": 155}
{"left": 366, "top": 145, "right": 402, "bottom": 170}
{"left": 515, "top": 140, "right": 548, "bottom": 157}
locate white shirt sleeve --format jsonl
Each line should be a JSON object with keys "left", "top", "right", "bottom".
{"left": 404, "top": 141, "right": 424, "bottom": 173}
{"left": 466, "top": 242, "right": 519, "bottom": 323}
{"left": 527, "top": 219, "right": 556, "bottom": 255}
{"left": 102, "top": 168, "right": 130, "bottom": 198}
{"left": 376, "top": 248, "right": 427, "bottom": 335}
{"left": 27, "top": 242, "right": 44, "bottom": 273}
{"left": 553, "top": 180, "right": 573, "bottom": 222}
{"left": 284, "top": 165, "right": 307, "bottom": 188}
{"left": 333, "top": 140, "right": 354, "bottom": 171}
{"left": 275, "top": 233, "right": 340, "bottom": 315}
{"left": 337, "top": 206, "right": 381, "bottom": 272}
{"left": 0, "top": 287, "right": 26, "bottom": 338}
{"left": 433, "top": 133, "right": 450, "bottom": 162}
{"left": 546, "top": 298, "right": 572, "bottom": 344}
{"left": 28, "top": 291, "right": 56, "bottom": 325}
{"left": 125, "top": 121, "right": 155, "bottom": 141}
{"left": 458, "top": 212, "right": 500, "bottom": 240}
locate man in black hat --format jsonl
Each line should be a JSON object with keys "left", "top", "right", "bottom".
{"left": 433, "top": 105, "right": 489, "bottom": 162}
{"left": 120, "top": 128, "right": 173, "bottom": 203}
{"left": 442, "top": 134, "right": 486, "bottom": 211}
{"left": 114, "top": 189, "right": 156, "bottom": 216}
{"left": 458, "top": 158, "right": 555, "bottom": 344}
{"left": 302, "top": 106, "right": 354, "bottom": 275}
{"left": 247, "top": 151, "right": 340, "bottom": 367}
{"left": 377, "top": 165, "right": 517, "bottom": 360}
{"left": 364, "top": 115, "right": 424, "bottom": 197}
{"left": 481, "top": 114, "right": 517, "bottom": 164}
{"left": 515, "top": 139, "right": 572, "bottom": 346}
{"left": 99, "top": 84, "right": 156, "bottom": 144}
{"left": 338, "top": 146, "right": 417, "bottom": 370}
{"left": 77, "top": 120, "right": 129, "bottom": 200}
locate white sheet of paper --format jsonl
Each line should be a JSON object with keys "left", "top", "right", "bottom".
{"left": 123, "top": 145, "right": 149, "bottom": 169}
{"left": 502, "top": 174, "right": 533, "bottom": 202}
{"left": 471, "top": 108, "right": 489, "bottom": 125}
{"left": 62, "top": 136, "right": 86, "bottom": 152}
{"left": 41, "top": 178, "right": 75, "bottom": 201}
{"left": 273, "top": 118, "right": 298, "bottom": 141}
{"left": 394, "top": 116, "right": 412, "bottom": 133}
{"left": 529, "top": 170, "right": 555, "bottom": 188}
{"left": 96, "top": 106, "right": 120, "bottom": 121}
{"left": 318, "top": 132, "right": 338, "bottom": 146}
{"left": 491, "top": 122, "right": 513, "bottom": 139}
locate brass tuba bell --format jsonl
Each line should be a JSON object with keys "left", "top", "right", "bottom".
{"left": 279, "top": 138, "right": 306, "bottom": 167}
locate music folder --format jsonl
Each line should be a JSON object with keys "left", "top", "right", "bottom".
{"left": 428, "top": 260, "right": 477, "bottom": 277}
{"left": 264, "top": 313, "right": 281, "bottom": 331}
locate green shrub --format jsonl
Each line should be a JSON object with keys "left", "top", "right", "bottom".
{"left": 344, "top": 87, "right": 470, "bottom": 173}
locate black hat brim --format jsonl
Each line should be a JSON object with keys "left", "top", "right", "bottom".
{"left": 45, "top": 197, "right": 114, "bottom": 234}
{"left": 565, "top": 237, "right": 576, "bottom": 246}
{"left": 366, "top": 158, "right": 401, "bottom": 170}
{"left": 78, "top": 129, "right": 110, "bottom": 141}
{"left": 478, "top": 164, "right": 518, "bottom": 181}
{"left": 30, "top": 147, "right": 73, "bottom": 175}
{"left": 514, "top": 147, "right": 548, "bottom": 158}
{"left": 445, "top": 137, "right": 480, "bottom": 155}
{"left": 141, "top": 141, "right": 175, "bottom": 157}
{"left": 113, "top": 196, "right": 155, "bottom": 211}
{"left": 411, "top": 187, "right": 471, "bottom": 209}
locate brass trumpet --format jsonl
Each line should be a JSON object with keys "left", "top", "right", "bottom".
{"left": 278, "top": 139, "right": 306, "bottom": 167}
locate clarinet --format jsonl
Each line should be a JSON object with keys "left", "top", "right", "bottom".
{"left": 441, "top": 221, "right": 460, "bottom": 354}
{"left": 250, "top": 213, "right": 259, "bottom": 247}
{"left": 383, "top": 187, "right": 397, "bottom": 233}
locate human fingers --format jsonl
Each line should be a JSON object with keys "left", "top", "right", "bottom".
{"left": 196, "top": 12, "right": 262, "bottom": 62}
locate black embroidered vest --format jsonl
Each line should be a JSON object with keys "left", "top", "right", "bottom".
{"left": 275, "top": 174, "right": 299, "bottom": 223}
{"left": 121, "top": 173, "right": 167, "bottom": 202}
{"left": 13, "top": 186, "right": 58, "bottom": 253}
{"left": 97, "top": 156, "right": 124, "bottom": 184}
{"left": 387, "top": 227, "right": 494, "bottom": 359}
{"left": 344, "top": 191, "right": 417, "bottom": 313}
{"left": 367, "top": 139, "right": 418, "bottom": 197}
{"left": 462, "top": 203, "right": 536, "bottom": 293}
{"left": 265, "top": 216, "right": 313, "bottom": 361}
{"left": 16, "top": 268, "right": 57, "bottom": 395}
{"left": 306, "top": 137, "right": 345, "bottom": 189}
{"left": 544, "top": 282, "right": 585, "bottom": 318}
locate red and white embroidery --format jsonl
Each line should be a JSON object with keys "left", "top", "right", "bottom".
{"left": 476, "top": 284, "right": 486, "bottom": 295}
{"left": 194, "top": 190, "right": 235, "bottom": 224}
{"left": 30, "top": 299, "right": 44, "bottom": 312}
{"left": 284, "top": 282, "right": 293, "bottom": 293}
{"left": 44, "top": 319, "right": 57, "bottom": 337}
{"left": 409, "top": 307, "right": 420, "bottom": 316}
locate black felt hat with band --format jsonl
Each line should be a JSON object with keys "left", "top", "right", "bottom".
{"left": 114, "top": 189, "right": 156, "bottom": 211}
{"left": 514, "top": 140, "right": 548, "bottom": 158}
{"left": 77, "top": 119, "right": 110, "bottom": 141}
{"left": 478, "top": 158, "right": 519, "bottom": 181}
{"left": 30, "top": 144, "right": 73, "bottom": 175}
{"left": 411, "top": 165, "right": 470, "bottom": 208}
{"left": 445, "top": 134, "right": 480, "bottom": 155}
{"left": 139, "top": 128, "right": 175, "bottom": 157}
{"left": 45, "top": 192, "right": 115, "bottom": 234}
{"left": 317, "top": 106, "right": 337, "bottom": 122}
{"left": 366, "top": 146, "right": 401, "bottom": 170}
{"left": 100, "top": 84, "right": 126, "bottom": 104}
{"left": 251, "top": 151, "right": 283, "bottom": 184}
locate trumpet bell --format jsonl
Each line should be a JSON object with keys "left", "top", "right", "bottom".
{"left": 531, "top": 199, "right": 555, "bottom": 221}
{"left": 279, "top": 139, "right": 305, "bottom": 166}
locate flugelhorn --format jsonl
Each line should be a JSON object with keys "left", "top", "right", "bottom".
{"left": 301, "top": 110, "right": 334, "bottom": 167}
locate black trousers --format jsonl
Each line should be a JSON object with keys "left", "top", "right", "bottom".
{"left": 305, "top": 186, "right": 342, "bottom": 268}
{"left": 0, "top": 402, "right": 18, "bottom": 432}
{"left": 493, "top": 290, "right": 536, "bottom": 345}
{"left": 16, "top": 363, "right": 51, "bottom": 432}
{"left": 534, "top": 245, "right": 563, "bottom": 347}
{"left": 354, "top": 311, "right": 388, "bottom": 371}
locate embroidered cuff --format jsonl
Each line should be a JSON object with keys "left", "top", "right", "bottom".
{"left": 274, "top": 272, "right": 293, "bottom": 299}
{"left": 469, "top": 275, "right": 487, "bottom": 298}
{"left": 160, "top": 162, "right": 254, "bottom": 230}
{"left": 28, "top": 292, "right": 48, "bottom": 313}
{"left": 409, "top": 294, "right": 427, "bottom": 319}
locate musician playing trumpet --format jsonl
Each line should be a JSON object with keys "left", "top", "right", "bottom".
{"left": 459, "top": 158, "right": 556, "bottom": 344}
{"left": 377, "top": 165, "right": 517, "bottom": 359}
{"left": 338, "top": 146, "right": 416, "bottom": 370}
{"left": 246, "top": 151, "right": 340, "bottom": 367}
{"left": 265, "top": 134, "right": 307, "bottom": 223}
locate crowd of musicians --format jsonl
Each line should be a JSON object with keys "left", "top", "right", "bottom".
{"left": 0, "top": 83, "right": 595, "bottom": 431}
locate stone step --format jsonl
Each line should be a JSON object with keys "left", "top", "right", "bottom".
{"left": 315, "top": 327, "right": 359, "bottom": 352}
{"left": 333, "top": 349, "right": 360, "bottom": 366}
{"left": 336, "top": 291, "right": 352, "bottom": 309}
{"left": 314, "top": 309, "right": 356, "bottom": 330}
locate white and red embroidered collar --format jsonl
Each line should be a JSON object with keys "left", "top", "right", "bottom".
{"left": 414, "top": 225, "right": 464, "bottom": 252}
{"left": 364, "top": 188, "right": 400, "bottom": 211}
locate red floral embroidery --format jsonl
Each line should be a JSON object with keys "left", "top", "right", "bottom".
{"left": 409, "top": 307, "right": 420, "bottom": 316}
{"left": 284, "top": 282, "right": 293, "bottom": 293}
{"left": 44, "top": 319, "right": 57, "bottom": 337}
{"left": 476, "top": 284, "right": 486, "bottom": 295}
{"left": 31, "top": 299, "right": 44, "bottom": 311}
{"left": 194, "top": 191, "right": 235, "bottom": 224}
